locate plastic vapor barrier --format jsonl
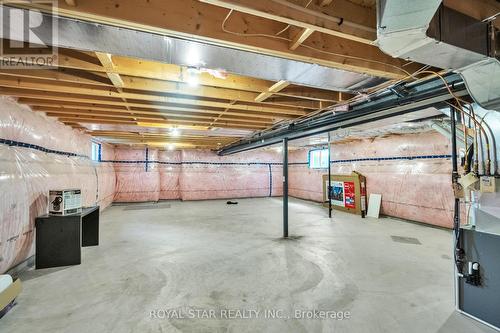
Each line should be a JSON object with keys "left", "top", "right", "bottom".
{"left": 0, "top": 97, "right": 115, "bottom": 274}
{"left": 113, "top": 148, "right": 161, "bottom": 202}
{"left": 0, "top": 95, "right": 458, "bottom": 274}
{"left": 111, "top": 149, "right": 283, "bottom": 202}
{"left": 180, "top": 150, "right": 283, "bottom": 200}
{"left": 289, "top": 132, "right": 454, "bottom": 228}
{"left": 159, "top": 150, "right": 181, "bottom": 200}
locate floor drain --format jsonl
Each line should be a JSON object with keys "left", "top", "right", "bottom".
{"left": 391, "top": 235, "right": 421, "bottom": 245}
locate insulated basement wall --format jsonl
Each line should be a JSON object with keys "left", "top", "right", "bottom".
{"left": 0, "top": 97, "right": 116, "bottom": 274}
{"left": 113, "top": 148, "right": 161, "bottom": 202}
{"left": 289, "top": 132, "right": 455, "bottom": 228}
{"left": 180, "top": 150, "right": 283, "bottom": 200}
{"left": 111, "top": 148, "right": 283, "bottom": 201}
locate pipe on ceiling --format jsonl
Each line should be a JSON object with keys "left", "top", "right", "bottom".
{"left": 218, "top": 73, "right": 467, "bottom": 155}
{"left": 376, "top": 0, "right": 500, "bottom": 111}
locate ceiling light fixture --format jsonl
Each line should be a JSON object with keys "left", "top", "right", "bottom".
{"left": 170, "top": 127, "right": 181, "bottom": 137}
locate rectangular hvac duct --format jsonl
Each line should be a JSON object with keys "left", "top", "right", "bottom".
{"left": 0, "top": 4, "right": 385, "bottom": 92}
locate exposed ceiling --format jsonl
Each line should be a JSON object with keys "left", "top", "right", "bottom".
{"left": 0, "top": 0, "right": 497, "bottom": 150}
{"left": 0, "top": 47, "right": 355, "bottom": 149}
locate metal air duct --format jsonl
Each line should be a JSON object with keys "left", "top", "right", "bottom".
{"left": 0, "top": 5, "right": 384, "bottom": 92}
{"left": 376, "top": 0, "right": 500, "bottom": 111}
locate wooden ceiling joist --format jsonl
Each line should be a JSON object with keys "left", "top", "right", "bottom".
{"left": 199, "top": 0, "right": 376, "bottom": 44}
{"left": 24, "top": 0, "right": 416, "bottom": 78}
{"left": 32, "top": 106, "right": 274, "bottom": 125}
{"left": 0, "top": 67, "right": 339, "bottom": 107}
{"left": 16, "top": 97, "right": 290, "bottom": 121}
{"left": 56, "top": 116, "right": 266, "bottom": 130}
{"left": 319, "top": 0, "right": 334, "bottom": 7}
{"left": 0, "top": 77, "right": 307, "bottom": 116}
{"left": 2, "top": 1, "right": 439, "bottom": 148}
{"left": 45, "top": 112, "right": 269, "bottom": 129}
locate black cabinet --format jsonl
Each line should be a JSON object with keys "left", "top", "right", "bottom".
{"left": 35, "top": 206, "right": 99, "bottom": 269}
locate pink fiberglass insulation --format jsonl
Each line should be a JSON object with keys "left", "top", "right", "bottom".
{"left": 0, "top": 97, "right": 116, "bottom": 273}
{"left": 111, "top": 148, "right": 283, "bottom": 201}
{"left": 158, "top": 150, "right": 181, "bottom": 200}
{"left": 113, "top": 148, "right": 160, "bottom": 202}
{"left": 179, "top": 150, "right": 282, "bottom": 200}
{"left": 289, "top": 132, "right": 454, "bottom": 228}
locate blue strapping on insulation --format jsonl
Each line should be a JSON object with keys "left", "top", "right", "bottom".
{"left": 1, "top": 138, "right": 451, "bottom": 166}
{"left": 98, "top": 144, "right": 102, "bottom": 162}
{"left": 0, "top": 138, "right": 88, "bottom": 158}
{"left": 268, "top": 164, "right": 272, "bottom": 197}
{"left": 145, "top": 147, "right": 149, "bottom": 172}
{"left": 289, "top": 154, "right": 452, "bottom": 167}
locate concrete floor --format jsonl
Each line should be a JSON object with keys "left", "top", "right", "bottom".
{"left": 1, "top": 198, "right": 496, "bottom": 333}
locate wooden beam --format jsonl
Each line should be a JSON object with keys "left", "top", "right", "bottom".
{"left": 0, "top": 77, "right": 306, "bottom": 116}
{"left": 199, "top": 0, "right": 375, "bottom": 44}
{"left": 91, "top": 132, "right": 240, "bottom": 142}
{"left": 54, "top": 116, "right": 266, "bottom": 130}
{"left": 65, "top": 0, "right": 77, "bottom": 6}
{"left": 16, "top": 97, "right": 290, "bottom": 120}
{"left": 0, "top": 68, "right": 294, "bottom": 108}
{"left": 0, "top": 67, "right": 330, "bottom": 108}
{"left": 287, "top": 0, "right": 375, "bottom": 27}
{"left": 98, "top": 140, "right": 227, "bottom": 149}
{"left": 43, "top": 111, "right": 270, "bottom": 127}
{"left": 32, "top": 106, "right": 274, "bottom": 124}
{"left": 319, "top": 0, "right": 334, "bottom": 7}
{"left": 255, "top": 80, "right": 290, "bottom": 103}
{"left": 444, "top": 0, "right": 500, "bottom": 29}
{"left": 289, "top": 28, "right": 314, "bottom": 50}
{"left": 0, "top": 68, "right": 110, "bottom": 86}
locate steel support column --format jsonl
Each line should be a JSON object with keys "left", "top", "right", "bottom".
{"left": 283, "top": 138, "right": 289, "bottom": 238}
{"left": 328, "top": 132, "right": 332, "bottom": 218}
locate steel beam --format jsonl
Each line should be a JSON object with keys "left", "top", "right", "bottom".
{"left": 218, "top": 73, "right": 468, "bottom": 155}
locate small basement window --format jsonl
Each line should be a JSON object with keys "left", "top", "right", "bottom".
{"left": 309, "top": 148, "right": 329, "bottom": 169}
{"left": 91, "top": 142, "right": 101, "bottom": 162}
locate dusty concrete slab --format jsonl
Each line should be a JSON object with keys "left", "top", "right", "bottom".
{"left": 0, "top": 198, "right": 495, "bottom": 333}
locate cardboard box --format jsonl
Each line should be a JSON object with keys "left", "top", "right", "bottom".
{"left": 0, "top": 279, "right": 22, "bottom": 316}
{"left": 322, "top": 171, "right": 367, "bottom": 216}
{"left": 49, "top": 189, "right": 82, "bottom": 215}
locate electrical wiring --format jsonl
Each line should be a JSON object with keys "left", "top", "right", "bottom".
{"left": 220, "top": 9, "right": 412, "bottom": 77}
{"left": 446, "top": 101, "right": 492, "bottom": 175}
{"left": 476, "top": 109, "right": 499, "bottom": 174}
{"left": 274, "top": 0, "right": 313, "bottom": 37}
{"left": 293, "top": 64, "right": 432, "bottom": 122}
{"left": 414, "top": 70, "right": 495, "bottom": 175}
{"left": 222, "top": 9, "right": 291, "bottom": 42}
{"left": 220, "top": 10, "right": 495, "bottom": 174}
{"left": 252, "top": 65, "right": 438, "bottom": 142}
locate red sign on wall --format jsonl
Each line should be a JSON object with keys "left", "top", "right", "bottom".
{"left": 344, "top": 181, "right": 355, "bottom": 209}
